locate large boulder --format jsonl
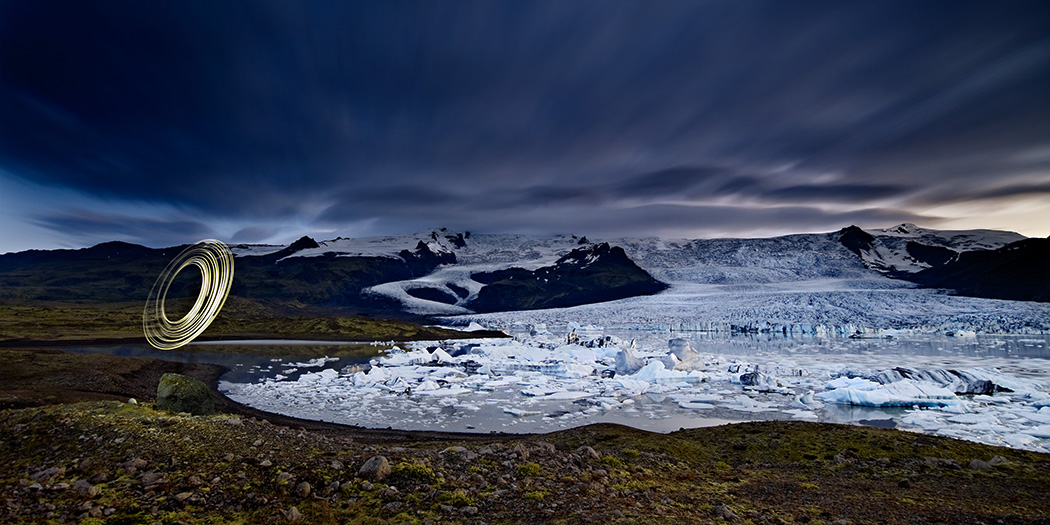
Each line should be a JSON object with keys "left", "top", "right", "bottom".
{"left": 358, "top": 456, "right": 391, "bottom": 481}
{"left": 156, "top": 373, "right": 215, "bottom": 415}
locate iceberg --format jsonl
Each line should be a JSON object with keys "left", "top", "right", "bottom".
{"left": 817, "top": 379, "right": 962, "bottom": 408}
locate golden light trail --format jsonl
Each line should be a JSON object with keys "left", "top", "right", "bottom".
{"left": 143, "top": 239, "right": 234, "bottom": 350}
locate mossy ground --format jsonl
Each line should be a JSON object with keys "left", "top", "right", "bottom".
{"left": 0, "top": 300, "right": 490, "bottom": 345}
{"left": 2, "top": 400, "right": 1048, "bottom": 524}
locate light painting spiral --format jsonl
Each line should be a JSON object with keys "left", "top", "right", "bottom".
{"left": 143, "top": 239, "right": 234, "bottom": 350}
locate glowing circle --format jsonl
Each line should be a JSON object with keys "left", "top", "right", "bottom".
{"left": 143, "top": 239, "right": 234, "bottom": 350}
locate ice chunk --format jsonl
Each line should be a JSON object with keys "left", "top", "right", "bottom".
{"left": 615, "top": 347, "right": 645, "bottom": 375}
{"left": 668, "top": 338, "right": 699, "bottom": 362}
{"left": 504, "top": 407, "right": 541, "bottom": 417}
{"left": 817, "top": 379, "right": 961, "bottom": 408}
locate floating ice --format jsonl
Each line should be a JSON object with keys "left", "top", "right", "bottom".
{"left": 221, "top": 331, "right": 1050, "bottom": 453}
{"left": 817, "top": 379, "right": 962, "bottom": 408}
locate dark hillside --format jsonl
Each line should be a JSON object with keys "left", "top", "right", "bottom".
{"left": 906, "top": 238, "right": 1050, "bottom": 302}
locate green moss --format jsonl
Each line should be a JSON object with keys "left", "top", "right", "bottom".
{"left": 390, "top": 461, "right": 438, "bottom": 485}
{"left": 438, "top": 490, "right": 476, "bottom": 507}
{"left": 524, "top": 489, "right": 549, "bottom": 502}
{"left": 518, "top": 462, "right": 543, "bottom": 477}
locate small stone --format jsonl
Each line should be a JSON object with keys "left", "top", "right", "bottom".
{"left": 988, "top": 455, "right": 1010, "bottom": 466}
{"left": 383, "top": 501, "right": 402, "bottom": 511}
{"left": 968, "top": 459, "right": 992, "bottom": 470}
{"left": 330, "top": 460, "right": 344, "bottom": 470}
{"left": 188, "top": 475, "right": 202, "bottom": 487}
{"left": 73, "top": 479, "right": 100, "bottom": 497}
{"left": 282, "top": 506, "right": 303, "bottom": 522}
{"left": 713, "top": 503, "right": 738, "bottom": 521}
{"left": 325, "top": 481, "right": 340, "bottom": 494}
{"left": 174, "top": 492, "right": 193, "bottom": 502}
{"left": 260, "top": 460, "right": 272, "bottom": 467}
{"left": 277, "top": 472, "right": 294, "bottom": 484}
{"left": 382, "top": 486, "right": 399, "bottom": 497}
{"left": 253, "top": 439, "right": 264, "bottom": 447}
{"left": 295, "top": 481, "right": 311, "bottom": 498}
{"left": 224, "top": 453, "right": 235, "bottom": 462}
{"left": 129, "top": 458, "right": 148, "bottom": 469}
{"left": 440, "top": 446, "right": 477, "bottom": 461}
{"left": 478, "top": 444, "right": 501, "bottom": 456}
{"left": 576, "top": 446, "right": 600, "bottom": 460}
{"left": 226, "top": 418, "right": 242, "bottom": 426}
{"left": 513, "top": 443, "right": 530, "bottom": 459}
{"left": 30, "top": 467, "right": 66, "bottom": 482}
{"left": 924, "top": 457, "right": 961, "bottom": 469}
{"left": 210, "top": 476, "right": 221, "bottom": 485}
{"left": 360, "top": 481, "right": 374, "bottom": 491}
{"left": 461, "top": 506, "right": 479, "bottom": 516}
{"left": 834, "top": 450, "right": 859, "bottom": 464}
{"left": 127, "top": 398, "right": 137, "bottom": 405}
{"left": 141, "top": 472, "right": 166, "bottom": 486}
{"left": 358, "top": 456, "right": 391, "bottom": 481}
{"left": 535, "top": 442, "right": 556, "bottom": 454}
{"left": 50, "top": 482, "right": 70, "bottom": 490}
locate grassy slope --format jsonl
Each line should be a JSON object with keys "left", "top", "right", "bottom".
{"left": 0, "top": 298, "right": 497, "bottom": 344}
{"left": 1, "top": 402, "right": 1047, "bottom": 524}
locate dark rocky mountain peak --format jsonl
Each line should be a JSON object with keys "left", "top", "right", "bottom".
{"left": 288, "top": 236, "right": 320, "bottom": 251}
{"left": 260, "top": 235, "right": 320, "bottom": 260}
{"left": 467, "top": 242, "right": 666, "bottom": 313}
{"left": 837, "top": 225, "right": 875, "bottom": 256}
{"left": 399, "top": 240, "right": 456, "bottom": 276}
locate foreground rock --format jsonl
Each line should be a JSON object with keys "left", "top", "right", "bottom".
{"left": 155, "top": 373, "right": 215, "bottom": 415}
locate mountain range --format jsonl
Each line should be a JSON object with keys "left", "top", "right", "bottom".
{"left": 0, "top": 224, "right": 1046, "bottom": 327}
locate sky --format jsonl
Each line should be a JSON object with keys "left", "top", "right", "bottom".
{"left": 1, "top": 1, "right": 1048, "bottom": 252}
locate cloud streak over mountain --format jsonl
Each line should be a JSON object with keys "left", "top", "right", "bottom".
{"left": 1, "top": 0, "right": 1047, "bottom": 250}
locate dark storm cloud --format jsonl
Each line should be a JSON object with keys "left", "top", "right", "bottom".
{"left": 762, "top": 184, "right": 913, "bottom": 204}
{"left": 0, "top": 0, "right": 1047, "bottom": 245}
{"left": 982, "top": 182, "right": 1050, "bottom": 199}
{"left": 32, "top": 210, "right": 215, "bottom": 247}
{"left": 610, "top": 166, "right": 733, "bottom": 200}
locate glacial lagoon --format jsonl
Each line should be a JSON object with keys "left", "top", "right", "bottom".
{"left": 169, "top": 329, "right": 1050, "bottom": 453}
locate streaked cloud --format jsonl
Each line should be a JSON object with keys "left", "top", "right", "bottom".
{"left": 0, "top": 0, "right": 1046, "bottom": 249}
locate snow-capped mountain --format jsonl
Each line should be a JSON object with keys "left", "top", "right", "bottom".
{"left": 4, "top": 224, "right": 1046, "bottom": 333}
{"left": 836, "top": 222, "right": 1025, "bottom": 275}
{"left": 225, "top": 223, "right": 1050, "bottom": 333}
